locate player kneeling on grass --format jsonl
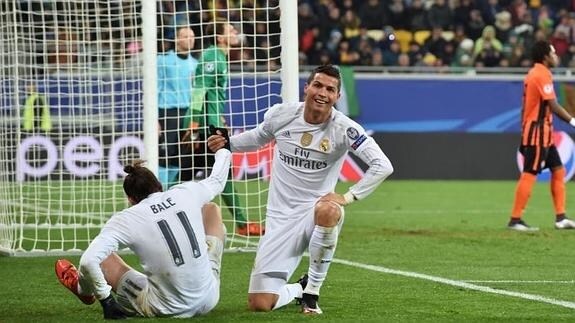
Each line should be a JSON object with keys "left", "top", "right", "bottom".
{"left": 55, "top": 148, "right": 231, "bottom": 319}
{"left": 207, "top": 64, "right": 394, "bottom": 314}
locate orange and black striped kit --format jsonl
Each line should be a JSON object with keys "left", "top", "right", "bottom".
{"left": 519, "top": 63, "right": 561, "bottom": 173}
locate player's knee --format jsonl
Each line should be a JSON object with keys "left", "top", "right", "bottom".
{"left": 98, "top": 253, "right": 132, "bottom": 290}
{"left": 247, "top": 293, "right": 275, "bottom": 312}
{"left": 315, "top": 201, "right": 342, "bottom": 227}
{"left": 202, "top": 202, "right": 222, "bottom": 226}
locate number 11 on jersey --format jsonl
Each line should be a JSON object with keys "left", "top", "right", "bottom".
{"left": 156, "top": 211, "right": 202, "bottom": 266}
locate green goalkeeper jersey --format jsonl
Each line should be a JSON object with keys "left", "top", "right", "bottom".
{"left": 188, "top": 45, "right": 228, "bottom": 134}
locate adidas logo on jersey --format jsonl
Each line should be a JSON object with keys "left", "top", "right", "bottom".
{"left": 279, "top": 130, "right": 291, "bottom": 138}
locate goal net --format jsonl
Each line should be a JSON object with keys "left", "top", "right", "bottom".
{"left": 0, "top": 0, "right": 296, "bottom": 256}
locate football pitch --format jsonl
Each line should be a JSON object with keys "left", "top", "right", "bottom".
{"left": 3, "top": 180, "right": 575, "bottom": 322}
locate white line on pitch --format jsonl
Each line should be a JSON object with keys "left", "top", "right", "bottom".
{"left": 464, "top": 280, "right": 575, "bottom": 284}
{"left": 350, "top": 209, "right": 510, "bottom": 214}
{"left": 333, "top": 258, "right": 575, "bottom": 310}
{"left": 228, "top": 240, "right": 575, "bottom": 308}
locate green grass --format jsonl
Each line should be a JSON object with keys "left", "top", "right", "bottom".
{"left": 3, "top": 180, "right": 575, "bottom": 322}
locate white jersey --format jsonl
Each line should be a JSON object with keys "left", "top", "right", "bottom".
{"left": 80, "top": 149, "right": 231, "bottom": 314}
{"left": 231, "top": 102, "right": 393, "bottom": 218}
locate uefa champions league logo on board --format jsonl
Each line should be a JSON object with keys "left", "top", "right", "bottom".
{"left": 516, "top": 131, "right": 575, "bottom": 182}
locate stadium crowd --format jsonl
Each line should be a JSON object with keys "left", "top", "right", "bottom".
{"left": 160, "top": 0, "right": 575, "bottom": 69}
{"left": 13, "top": 0, "right": 575, "bottom": 70}
{"left": 295, "top": 0, "right": 575, "bottom": 68}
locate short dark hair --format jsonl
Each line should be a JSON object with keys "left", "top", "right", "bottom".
{"left": 205, "top": 18, "right": 228, "bottom": 46}
{"left": 532, "top": 40, "right": 551, "bottom": 64}
{"left": 306, "top": 64, "right": 342, "bottom": 92}
{"left": 123, "top": 160, "right": 162, "bottom": 204}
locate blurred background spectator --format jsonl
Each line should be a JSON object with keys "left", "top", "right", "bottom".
{"left": 292, "top": 0, "right": 575, "bottom": 69}
{"left": 14, "top": 0, "right": 575, "bottom": 71}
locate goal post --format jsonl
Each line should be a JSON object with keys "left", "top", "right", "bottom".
{"left": 0, "top": 0, "right": 298, "bottom": 256}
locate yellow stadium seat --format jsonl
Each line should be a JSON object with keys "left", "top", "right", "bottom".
{"left": 413, "top": 30, "right": 431, "bottom": 45}
{"left": 441, "top": 31, "right": 455, "bottom": 41}
{"left": 366, "top": 29, "right": 384, "bottom": 42}
{"left": 393, "top": 29, "right": 413, "bottom": 53}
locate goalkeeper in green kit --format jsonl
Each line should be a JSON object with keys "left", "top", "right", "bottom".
{"left": 182, "top": 18, "right": 264, "bottom": 236}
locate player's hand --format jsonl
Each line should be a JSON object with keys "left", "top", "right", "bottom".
{"left": 319, "top": 192, "right": 347, "bottom": 206}
{"left": 99, "top": 294, "right": 127, "bottom": 320}
{"left": 207, "top": 134, "right": 226, "bottom": 152}
{"left": 208, "top": 125, "right": 231, "bottom": 152}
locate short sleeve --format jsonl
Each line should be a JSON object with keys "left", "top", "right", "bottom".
{"left": 535, "top": 73, "right": 556, "bottom": 101}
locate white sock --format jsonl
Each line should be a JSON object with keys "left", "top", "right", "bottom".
{"left": 272, "top": 283, "right": 303, "bottom": 310}
{"left": 305, "top": 225, "right": 339, "bottom": 295}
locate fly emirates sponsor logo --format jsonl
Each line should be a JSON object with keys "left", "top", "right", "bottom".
{"left": 278, "top": 147, "right": 327, "bottom": 170}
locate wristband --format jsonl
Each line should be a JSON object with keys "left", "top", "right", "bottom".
{"left": 209, "top": 124, "right": 231, "bottom": 150}
{"left": 570, "top": 118, "right": 575, "bottom": 127}
{"left": 343, "top": 191, "right": 357, "bottom": 205}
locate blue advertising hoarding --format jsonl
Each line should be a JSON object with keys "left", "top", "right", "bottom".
{"left": 4, "top": 74, "right": 575, "bottom": 180}
{"left": 4, "top": 75, "right": 574, "bottom": 134}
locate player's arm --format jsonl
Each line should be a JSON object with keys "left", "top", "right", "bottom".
{"left": 207, "top": 112, "right": 275, "bottom": 153}
{"left": 343, "top": 123, "right": 394, "bottom": 204}
{"left": 229, "top": 103, "right": 283, "bottom": 151}
{"left": 320, "top": 134, "right": 393, "bottom": 206}
{"left": 187, "top": 87, "right": 206, "bottom": 128}
{"left": 229, "top": 126, "right": 274, "bottom": 152}
{"left": 79, "top": 223, "right": 127, "bottom": 319}
{"left": 343, "top": 139, "right": 393, "bottom": 204}
{"left": 79, "top": 234, "right": 118, "bottom": 300}
{"left": 549, "top": 99, "right": 575, "bottom": 126}
{"left": 187, "top": 54, "right": 211, "bottom": 128}
{"left": 202, "top": 56, "right": 225, "bottom": 128}
{"left": 536, "top": 74, "right": 575, "bottom": 126}
{"left": 197, "top": 149, "right": 231, "bottom": 200}
{"left": 205, "top": 90, "right": 225, "bottom": 128}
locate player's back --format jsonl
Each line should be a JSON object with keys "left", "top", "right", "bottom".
{"left": 521, "top": 63, "right": 554, "bottom": 146}
{"left": 114, "top": 182, "right": 215, "bottom": 315}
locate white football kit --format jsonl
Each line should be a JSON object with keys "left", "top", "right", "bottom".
{"left": 79, "top": 149, "right": 231, "bottom": 318}
{"left": 231, "top": 102, "right": 393, "bottom": 293}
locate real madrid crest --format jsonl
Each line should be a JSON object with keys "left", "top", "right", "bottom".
{"left": 319, "top": 138, "right": 330, "bottom": 152}
{"left": 301, "top": 132, "right": 313, "bottom": 147}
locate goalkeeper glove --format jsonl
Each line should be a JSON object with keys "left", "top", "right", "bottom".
{"left": 99, "top": 294, "right": 127, "bottom": 320}
{"left": 209, "top": 124, "right": 231, "bottom": 151}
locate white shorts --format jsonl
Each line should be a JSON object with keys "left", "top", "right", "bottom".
{"left": 248, "top": 203, "right": 344, "bottom": 294}
{"left": 116, "top": 236, "right": 224, "bottom": 318}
